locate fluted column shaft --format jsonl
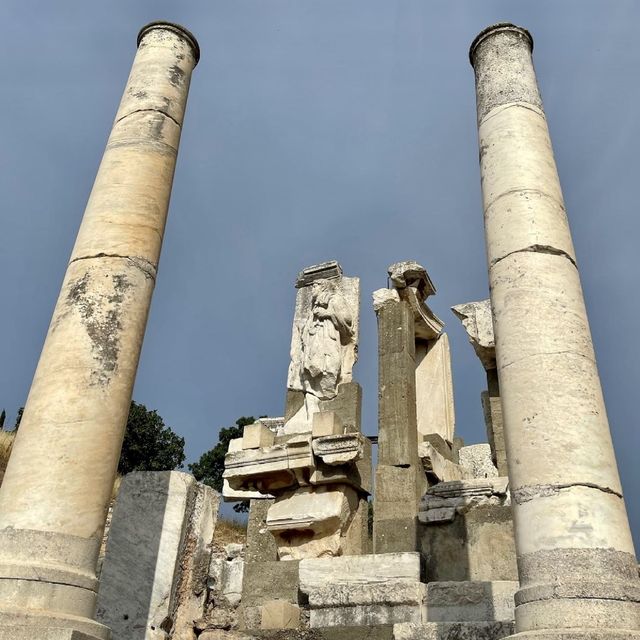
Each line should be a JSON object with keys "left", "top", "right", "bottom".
{"left": 470, "top": 24, "right": 639, "bottom": 638}
{"left": 0, "top": 22, "right": 198, "bottom": 639}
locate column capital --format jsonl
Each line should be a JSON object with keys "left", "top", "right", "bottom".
{"left": 469, "top": 22, "right": 533, "bottom": 66}
{"left": 137, "top": 21, "right": 200, "bottom": 65}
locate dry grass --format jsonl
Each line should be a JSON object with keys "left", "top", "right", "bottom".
{"left": 0, "top": 431, "right": 16, "bottom": 482}
{"left": 213, "top": 515, "right": 247, "bottom": 549}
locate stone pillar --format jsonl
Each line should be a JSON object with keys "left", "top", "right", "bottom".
{"left": 373, "top": 298, "right": 424, "bottom": 553}
{"left": 470, "top": 23, "right": 639, "bottom": 638}
{"left": 0, "top": 22, "right": 199, "bottom": 639}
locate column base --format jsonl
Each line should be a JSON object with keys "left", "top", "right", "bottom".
{"left": 505, "top": 632, "right": 640, "bottom": 640}
{"left": 0, "top": 630, "right": 101, "bottom": 640}
{"left": 0, "top": 610, "right": 110, "bottom": 640}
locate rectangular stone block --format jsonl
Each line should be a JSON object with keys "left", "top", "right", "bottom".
{"left": 313, "top": 410, "right": 344, "bottom": 437}
{"left": 243, "top": 423, "right": 275, "bottom": 449}
{"left": 242, "top": 560, "right": 300, "bottom": 607}
{"left": 375, "top": 464, "right": 424, "bottom": 505}
{"left": 418, "top": 442, "right": 470, "bottom": 483}
{"left": 378, "top": 352, "right": 418, "bottom": 466}
{"left": 319, "top": 381, "right": 363, "bottom": 434}
{"left": 481, "top": 389, "right": 508, "bottom": 477}
{"left": 310, "top": 457, "right": 371, "bottom": 494}
{"left": 313, "top": 432, "right": 366, "bottom": 465}
{"left": 266, "top": 485, "right": 352, "bottom": 533}
{"left": 393, "top": 621, "right": 516, "bottom": 640}
{"left": 341, "top": 495, "right": 371, "bottom": 556}
{"left": 96, "top": 471, "right": 219, "bottom": 640}
{"left": 373, "top": 516, "right": 420, "bottom": 555}
{"left": 418, "top": 507, "right": 456, "bottom": 524}
{"left": 415, "top": 334, "right": 455, "bottom": 444}
{"left": 419, "top": 504, "right": 517, "bottom": 582}
{"left": 308, "top": 581, "right": 426, "bottom": 607}
{"left": 299, "top": 552, "right": 421, "bottom": 591}
{"left": 424, "top": 581, "right": 517, "bottom": 622}
{"left": 377, "top": 300, "right": 416, "bottom": 358}
{"left": 261, "top": 600, "right": 301, "bottom": 629}
{"left": 245, "top": 498, "right": 278, "bottom": 563}
{"left": 310, "top": 604, "right": 423, "bottom": 628}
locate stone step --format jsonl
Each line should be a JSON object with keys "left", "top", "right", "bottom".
{"left": 299, "top": 552, "right": 422, "bottom": 591}
{"left": 394, "top": 621, "right": 515, "bottom": 640}
{"left": 243, "top": 626, "right": 394, "bottom": 640}
{"left": 424, "top": 581, "right": 518, "bottom": 622}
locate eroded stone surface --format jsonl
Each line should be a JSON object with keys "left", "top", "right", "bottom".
{"left": 451, "top": 300, "right": 495, "bottom": 371}
{"left": 299, "top": 552, "right": 421, "bottom": 591}
{"left": 266, "top": 485, "right": 359, "bottom": 560}
{"left": 459, "top": 444, "right": 498, "bottom": 479}
{"left": 97, "top": 472, "right": 219, "bottom": 640}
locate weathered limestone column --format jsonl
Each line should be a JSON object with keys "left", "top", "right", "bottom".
{"left": 373, "top": 297, "right": 425, "bottom": 553}
{"left": 0, "top": 22, "right": 199, "bottom": 639}
{"left": 470, "top": 24, "right": 640, "bottom": 638}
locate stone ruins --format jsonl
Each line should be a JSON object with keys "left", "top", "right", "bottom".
{"left": 0, "top": 19, "right": 637, "bottom": 640}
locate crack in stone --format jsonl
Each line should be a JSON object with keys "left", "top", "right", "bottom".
{"left": 500, "top": 349, "right": 594, "bottom": 370}
{"left": 70, "top": 253, "right": 157, "bottom": 281}
{"left": 115, "top": 107, "right": 181, "bottom": 128}
{"left": 480, "top": 100, "right": 546, "bottom": 126}
{"left": 484, "top": 186, "right": 566, "bottom": 213}
{"left": 491, "top": 244, "right": 577, "bottom": 269}
{"left": 513, "top": 482, "right": 623, "bottom": 505}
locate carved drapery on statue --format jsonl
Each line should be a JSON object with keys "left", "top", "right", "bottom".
{"left": 285, "top": 263, "right": 359, "bottom": 433}
{"left": 222, "top": 261, "right": 369, "bottom": 561}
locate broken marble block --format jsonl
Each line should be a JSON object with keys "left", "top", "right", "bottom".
{"left": 451, "top": 299, "right": 495, "bottom": 371}
{"left": 222, "top": 478, "right": 273, "bottom": 502}
{"left": 223, "top": 435, "right": 314, "bottom": 493}
{"left": 299, "top": 552, "right": 425, "bottom": 628}
{"left": 312, "top": 432, "right": 367, "bottom": 465}
{"left": 418, "top": 442, "right": 472, "bottom": 483}
{"left": 419, "top": 477, "right": 509, "bottom": 520}
{"left": 266, "top": 484, "right": 359, "bottom": 560}
{"left": 96, "top": 472, "right": 219, "bottom": 640}
{"left": 209, "top": 545, "right": 244, "bottom": 607}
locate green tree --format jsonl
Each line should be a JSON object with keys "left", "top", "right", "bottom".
{"left": 13, "top": 408, "right": 23, "bottom": 431}
{"left": 118, "top": 401, "right": 185, "bottom": 474}
{"left": 189, "top": 416, "right": 258, "bottom": 513}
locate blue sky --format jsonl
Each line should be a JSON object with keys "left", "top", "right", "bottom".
{"left": 1, "top": 1, "right": 638, "bottom": 548}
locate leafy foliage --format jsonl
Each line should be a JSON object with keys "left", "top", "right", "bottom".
{"left": 118, "top": 401, "right": 185, "bottom": 474}
{"left": 13, "top": 408, "right": 23, "bottom": 431}
{"left": 189, "top": 416, "right": 258, "bottom": 513}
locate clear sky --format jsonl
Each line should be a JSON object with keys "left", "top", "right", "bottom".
{"left": 1, "top": 1, "right": 638, "bottom": 549}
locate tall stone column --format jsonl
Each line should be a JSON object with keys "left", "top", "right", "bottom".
{"left": 0, "top": 22, "right": 199, "bottom": 639}
{"left": 470, "top": 24, "right": 639, "bottom": 638}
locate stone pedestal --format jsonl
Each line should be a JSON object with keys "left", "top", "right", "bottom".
{"left": 299, "top": 553, "right": 425, "bottom": 628}
{"left": 0, "top": 22, "right": 199, "bottom": 639}
{"left": 96, "top": 472, "right": 219, "bottom": 639}
{"left": 470, "top": 23, "right": 640, "bottom": 637}
{"left": 373, "top": 298, "right": 423, "bottom": 554}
